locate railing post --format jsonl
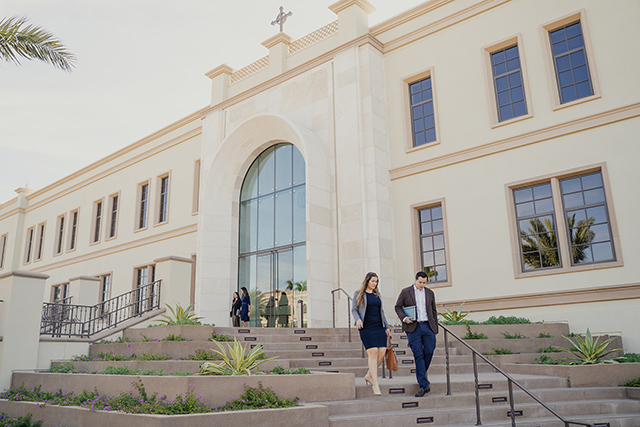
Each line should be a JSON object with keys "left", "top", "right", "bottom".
{"left": 508, "top": 379, "right": 516, "bottom": 427}
{"left": 332, "top": 291, "right": 336, "bottom": 328}
{"left": 444, "top": 328, "right": 451, "bottom": 396}
{"left": 473, "top": 352, "right": 482, "bottom": 425}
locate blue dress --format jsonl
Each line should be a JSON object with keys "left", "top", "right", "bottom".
{"left": 359, "top": 292, "right": 387, "bottom": 349}
{"left": 240, "top": 294, "right": 251, "bottom": 322}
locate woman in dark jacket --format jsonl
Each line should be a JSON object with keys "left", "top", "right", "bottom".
{"left": 231, "top": 291, "right": 241, "bottom": 327}
{"left": 240, "top": 287, "right": 251, "bottom": 328}
{"left": 351, "top": 272, "right": 390, "bottom": 396}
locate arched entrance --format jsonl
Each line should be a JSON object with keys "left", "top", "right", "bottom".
{"left": 238, "top": 143, "right": 307, "bottom": 327}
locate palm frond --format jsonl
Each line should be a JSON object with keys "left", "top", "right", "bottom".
{"left": 0, "top": 16, "right": 75, "bottom": 71}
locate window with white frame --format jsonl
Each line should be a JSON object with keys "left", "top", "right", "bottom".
{"left": 35, "top": 223, "right": 45, "bottom": 261}
{"left": 137, "top": 183, "right": 149, "bottom": 230}
{"left": 158, "top": 175, "right": 169, "bottom": 223}
{"left": 418, "top": 205, "right": 448, "bottom": 282}
{"left": 24, "top": 227, "right": 34, "bottom": 264}
{"left": 134, "top": 265, "right": 155, "bottom": 314}
{"left": 0, "top": 234, "right": 7, "bottom": 269}
{"left": 491, "top": 44, "right": 527, "bottom": 122}
{"left": 549, "top": 21, "right": 593, "bottom": 104}
{"left": 91, "top": 200, "right": 102, "bottom": 244}
{"left": 99, "top": 274, "right": 112, "bottom": 315}
{"left": 108, "top": 195, "right": 119, "bottom": 239}
{"left": 68, "top": 210, "right": 79, "bottom": 251}
{"left": 52, "top": 283, "right": 70, "bottom": 303}
{"left": 54, "top": 214, "right": 65, "bottom": 255}
{"left": 409, "top": 77, "right": 437, "bottom": 147}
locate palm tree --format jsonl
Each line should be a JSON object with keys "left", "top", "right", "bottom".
{"left": 520, "top": 215, "right": 595, "bottom": 269}
{"left": 0, "top": 16, "right": 75, "bottom": 71}
{"left": 285, "top": 280, "right": 307, "bottom": 292}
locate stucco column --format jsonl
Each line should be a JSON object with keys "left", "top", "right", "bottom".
{"left": 0, "top": 270, "right": 48, "bottom": 390}
{"left": 67, "top": 276, "right": 100, "bottom": 307}
{"left": 261, "top": 33, "right": 294, "bottom": 78}
{"left": 153, "top": 256, "right": 193, "bottom": 311}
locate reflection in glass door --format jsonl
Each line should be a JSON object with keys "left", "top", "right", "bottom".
{"left": 238, "top": 143, "right": 306, "bottom": 327}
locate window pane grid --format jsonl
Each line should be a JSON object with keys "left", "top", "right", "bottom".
{"left": 418, "top": 205, "right": 447, "bottom": 282}
{"left": 491, "top": 45, "right": 526, "bottom": 122}
{"left": 94, "top": 202, "right": 102, "bottom": 243}
{"left": 70, "top": 211, "right": 78, "bottom": 250}
{"left": 561, "top": 172, "right": 614, "bottom": 264}
{"left": 110, "top": 196, "right": 118, "bottom": 238}
{"left": 514, "top": 183, "right": 560, "bottom": 271}
{"left": 550, "top": 21, "right": 593, "bottom": 103}
{"left": 56, "top": 217, "right": 65, "bottom": 254}
{"left": 409, "top": 77, "right": 436, "bottom": 147}
{"left": 159, "top": 178, "right": 168, "bottom": 223}
{"left": 139, "top": 184, "right": 148, "bottom": 229}
{"left": 36, "top": 225, "right": 44, "bottom": 260}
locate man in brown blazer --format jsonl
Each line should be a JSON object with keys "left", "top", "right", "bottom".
{"left": 394, "top": 271, "right": 439, "bottom": 397}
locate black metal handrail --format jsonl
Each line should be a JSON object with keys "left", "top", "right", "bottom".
{"left": 330, "top": 288, "right": 352, "bottom": 343}
{"left": 440, "top": 323, "right": 594, "bottom": 427}
{"left": 40, "top": 280, "right": 162, "bottom": 338}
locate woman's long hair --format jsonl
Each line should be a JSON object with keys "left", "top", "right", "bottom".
{"left": 357, "top": 272, "right": 379, "bottom": 307}
{"left": 240, "top": 287, "right": 248, "bottom": 296}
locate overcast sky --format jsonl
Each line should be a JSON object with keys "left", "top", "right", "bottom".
{"left": 1, "top": 0, "right": 423, "bottom": 204}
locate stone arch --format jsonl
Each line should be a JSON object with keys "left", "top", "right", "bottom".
{"left": 196, "top": 114, "right": 335, "bottom": 327}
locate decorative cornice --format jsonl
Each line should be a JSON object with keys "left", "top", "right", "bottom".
{"left": 370, "top": 0, "right": 454, "bottom": 36}
{"left": 25, "top": 128, "right": 202, "bottom": 212}
{"left": 390, "top": 102, "right": 640, "bottom": 180}
{"left": 31, "top": 224, "right": 197, "bottom": 273}
{"left": 261, "top": 33, "right": 294, "bottom": 49}
{"left": 201, "top": 32, "right": 383, "bottom": 118}
{"left": 25, "top": 110, "right": 205, "bottom": 203}
{"left": 0, "top": 270, "right": 50, "bottom": 280}
{"left": 381, "top": 0, "right": 509, "bottom": 54}
{"left": 440, "top": 283, "right": 640, "bottom": 313}
{"left": 14, "top": 187, "right": 34, "bottom": 195}
{"left": 0, "top": 207, "right": 23, "bottom": 222}
{"left": 205, "top": 64, "right": 234, "bottom": 80}
{"left": 0, "top": 197, "right": 17, "bottom": 211}
{"left": 329, "top": 0, "right": 376, "bottom": 15}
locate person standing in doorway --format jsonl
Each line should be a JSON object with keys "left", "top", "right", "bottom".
{"left": 394, "top": 271, "right": 439, "bottom": 397}
{"left": 231, "top": 291, "right": 241, "bottom": 327}
{"left": 240, "top": 287, "right": 251, "bottom": 328}
{"left": 352, "top": 272, "right": 390, "bottom": 396}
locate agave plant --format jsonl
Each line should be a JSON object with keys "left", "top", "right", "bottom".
{"left": 439, "top": 302, "right": 471, "bottom": 324}
{"left": 198, "top": 339, "right": 277, "bottom": 375}
{"left": 155, "top": 303, "right": 203, "bottom": 326}
{"left": 554, "top": 328, "right": 624, "bottom": 365}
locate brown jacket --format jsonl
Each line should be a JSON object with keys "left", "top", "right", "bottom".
{"left": 394, "top": 284, "right": 439, "bottom": 334}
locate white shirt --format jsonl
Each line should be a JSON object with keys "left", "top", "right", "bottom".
{"left": 413, "top": 284, "right": 428, "bottom": 322}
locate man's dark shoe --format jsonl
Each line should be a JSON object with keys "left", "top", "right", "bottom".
{"left": 415, "top": 386, "right": 431, "bottom": 397}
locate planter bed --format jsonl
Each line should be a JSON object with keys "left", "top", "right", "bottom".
{"left": 0, "top": 399, "right": 328, "bottom": 427}
{"left": 442, "top": 322, "right": 569, "bottom": 339}
{"left": 12, "top": 371, "right": 355, "bottom": 407}
{"left": 503, "top": 362, "right": 640, "bottom": 387}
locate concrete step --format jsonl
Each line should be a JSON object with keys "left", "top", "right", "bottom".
{"left": 440, "top": 414, "right": 640, "bottom": 427}
{"left": 306, "top": 363, "right": 497, "bottom": 376}
{"left": 328, "top": 398, "right": 640, "bottom": 426}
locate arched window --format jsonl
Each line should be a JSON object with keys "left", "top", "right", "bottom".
{"left": 238, "top": 143, "right": 306, "bottom": 327}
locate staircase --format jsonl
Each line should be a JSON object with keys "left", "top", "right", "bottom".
{"left": 13, "top": 324, "right": 640, "bottom": 426}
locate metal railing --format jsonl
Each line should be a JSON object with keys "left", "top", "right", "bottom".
{"left": 440, "top": 322, "right": 594, "bottom": 427}
{"left": 40, "top": 280, "right": 162, "bottom": 338}
{"left": 330, "top": 288, "right": 352, "bottom": 342}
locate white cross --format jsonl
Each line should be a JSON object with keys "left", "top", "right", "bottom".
{"left": 271, "top": 6, "right": 293, "bottom": 32}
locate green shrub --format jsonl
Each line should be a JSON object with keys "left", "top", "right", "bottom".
{"left": 493, "top": 348, "right": 512, "bottom": 355}
{"left": 621, "top": 377, "right": 640, "bottom": 387}
{"left": 463, "top": 324, "right": 487, "bottom": 340}
{"left": 0, "top": 412, "right": 43, "bottom": 426}
{"left": 163, "top": 334, "right": 187, "bottom": 342}
{"left": 540, "top": 345, "right": 562, "bottom": 353}
{"left": 96, "top": 365, "right": 164, "bottom": 376}
{"left": 153, "top": 303, "right": 203, "bottom": 326}
{"left": 555, "top": 329, "right": 624, "bottom": 365}
{"left": 73, "top": 352, "right": 129, "bottom": 362}
{"left": 185, "top": 349, "right": 220, "bottom": 361}
{"left": 501, "top": 332, "right": 527, "bottom": 339}
{"left": 439, "top": 302, "right": 472, "bottom": 325}
{"left": 482, "top": 316, "right": 531, "bottom": 325}
{"left": 171, "top": 371, "right": 192, "bottom": 376}
{"left": 537, "top": 332, "right": 553, "bottom": 338}
{"left": 198, "top": 340, "right": 277, "bottom": 376}
{"left": 49, "top": 362, "right": 77, "bottom": 373}
{"left": 534, "top": 354, "right": 556, "bottom": 365}
{"left": 93, "top": 336, "right": 134, "bottom": 344}
{"left": 620, "top": 353, "right": 640, "bottom": 363}
{"left": 135, "top": 352, "right": 171, "bottom": 361}
{"left": 218, "top": 382, "right": 298, "bottom": 411}
{"left": 210, "top": 331, "right": 233, "bottom": 342}
{"left": 270, "top": 366, "right": 311, "bottom": 375}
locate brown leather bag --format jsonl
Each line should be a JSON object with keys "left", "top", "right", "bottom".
{"left": 385, "top": 335, "right": 398, "bottom": 371}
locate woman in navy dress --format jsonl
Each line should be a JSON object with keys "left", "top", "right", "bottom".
{"left": 240, "top": 286, "right": 251, "bottom": 328}
{"left": 351, "top": 272, "right": 390, "bottom": 395}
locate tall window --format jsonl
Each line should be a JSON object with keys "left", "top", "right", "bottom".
{"left": 100, "top": 274, "right": 111, "bottom": 315}
{"left": 35, "top": 223, "right": 45, "bottom": 261}
{"left": 55, "top": 215, "right": 65, "bottom": 255}
{"left": 512, "top": 170, "right": 617, "bottom": 274}
{"left": 92, "top": 201, "right": 102, "bottom": 243}
{"left": 24, "top": 227, "right": 34, "bottom": 264}
{"left": 159, "top": 176, "right": 169, "bottom": 223}
{"left": 491, "top": 45, "right": 526, "bottom": 121}
{"left": 109, "top": 195, "right": 118, "bottom": 239}
{"left": 409, "top": 77, "right": 436, "bottom": 147}
{"left": 135, "top": 265, "right": 155, "bottom": 314}
{"left": 549, "top": 21, "right": 593, "bottom": 104}
{"left": 0, "top": 234, "right": 7, "bottom": 269}
{"left": 138, "top": 184, "right": 149, "bottom": 229}
{"left": 514, "top": 183, "right": 559, "bottom": 271}
{"left": 418, "top": 205, "right": 447, "bottom": 282}
{"left": 238, "top": 143, "right": 306, "bottom": 328}
{"left": 68, "top": 210, "right": 79, "bottom": 250}
{"left": 53, "top": 283, "right": 69, "bottom": 303}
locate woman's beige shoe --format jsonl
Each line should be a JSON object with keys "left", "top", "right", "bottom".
{"left": 372, "top": 385, "right": 382, "bottom": 396}
{"left": 364, "top": 373, "right": 372, "bottom": 386}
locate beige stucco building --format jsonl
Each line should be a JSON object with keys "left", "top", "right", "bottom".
{"left": 1, "top": 0, "right": 639, "bottom": 366}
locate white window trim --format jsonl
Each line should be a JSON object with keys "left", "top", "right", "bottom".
{"left": 135, "top": 180, "right": 151, "bottom": 232}
{"left": 90, "top": 198, "right": 104, "bottom": 246}
{"left": 154, "top": 171, "right": 171, "bottom": 226}
{"left": 67, "top": 208, "right": 80, "bottom": 252}
{"left": 34, "top": 222, "right": 46, "bottom": 262}
{"left": 53, "top": 213, "right": 66, "bottom": 257}
{"left": 23, "top": 226, "right": 35, "bottom": 265}
{"left": 105, "top": 192, "right": 121, "bottom": 241}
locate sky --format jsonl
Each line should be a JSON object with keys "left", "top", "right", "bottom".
{"left": 0, "top": 0, "right": 424, "bottom": 204}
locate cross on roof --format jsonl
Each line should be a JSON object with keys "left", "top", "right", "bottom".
{"left": 271, "top": 6, "right": 293, "bottom": 32}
